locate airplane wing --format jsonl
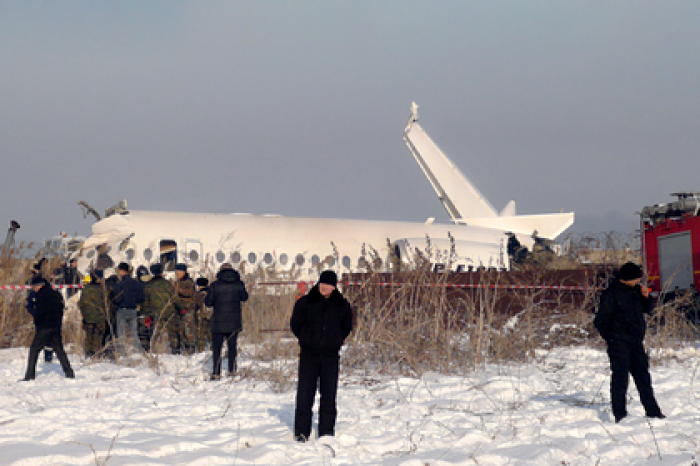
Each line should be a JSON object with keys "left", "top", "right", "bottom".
{"left": 404, "top": 102, "right": 499, "bottom": 222}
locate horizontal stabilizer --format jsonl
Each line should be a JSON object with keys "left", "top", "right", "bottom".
{"left": 456, "top": 212, "right": 575, "bottom": 240}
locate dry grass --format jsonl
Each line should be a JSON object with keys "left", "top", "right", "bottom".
{"left": 1, "top": 232, "right": 697, "bottom": 384}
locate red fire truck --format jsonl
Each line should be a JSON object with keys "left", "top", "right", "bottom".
{"left": 641, "top": 192, "right": 700, "bottom": 294}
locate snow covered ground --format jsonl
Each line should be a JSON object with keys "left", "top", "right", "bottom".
{"left": 1, "top": 345, "right": 699, "bottom": 465}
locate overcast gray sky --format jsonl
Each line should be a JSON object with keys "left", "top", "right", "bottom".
{"left": 2, "top": 1, "right": 699, "bottom": 245}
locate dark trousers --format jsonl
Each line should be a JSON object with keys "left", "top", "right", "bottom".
{"left": 607, "top": 340, "right": 662, "bottom": 419}
{"left": 294, "top": 349, "right": 340, "bottom": 439}
{"left": 211, "top": 332, "right": 238, "bottom": 376}
{"left": 24, "top": 328, "right": 74, "bottom": 380}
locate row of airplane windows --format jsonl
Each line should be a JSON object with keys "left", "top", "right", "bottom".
{"left": 86, "top": 246, "right": 374, "bottom": 269}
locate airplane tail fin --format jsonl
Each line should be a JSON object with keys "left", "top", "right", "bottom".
{"left": 405, "top": 102, "right": 574, "bottom": 239}
{"left": 404, "top": 102, "right": 498, "bottom": 221}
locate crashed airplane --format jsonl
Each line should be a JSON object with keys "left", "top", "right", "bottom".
{"left": 72, "top": 103, "right": 574, "bottom": 280}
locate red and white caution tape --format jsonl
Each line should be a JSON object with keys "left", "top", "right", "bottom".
{"left": 0, "top": 284, "right": 84, "bottom": 291}
{"left": 1, "top": 282, "right": 598, "bottom": 292}
{"left": 258, "top": 281, "right": 597, "bottom": 291}
{"left": 341, "top": 281, "right": 596, "bottom": 291}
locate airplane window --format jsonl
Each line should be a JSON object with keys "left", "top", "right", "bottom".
{"left": 216, "top": 251, "right": 225, "bottom": 263}
{"left": 231, "top": 251, "right": 241, "bottom": 263}
{"left": 189, "top": 250, "right": 199, "bottom": 262}
{"left": 126, "top": 249, "right": 135, "bottom": 261}
{"left": 143, "top": 248, "right": 153, "bottom": 261}
{"left": 295, "top": 254, "right": 305, "bottom": 266}
{"left": 86, "top": 250, "right": 95, "bottom": 259}
{"left": 248, "top": 252, "right": 257, "bottom": 264}
{"left": 263, "top": 253, "right": 274, "bottom": 265}
{"left": 279, "top": 253, "right": 289, "bottom": 266}
{"left": 342, "top": 256, "right": 351, "bottom": 268}
{"left": 311, "top": 255, "right": 320, "bottom": 266}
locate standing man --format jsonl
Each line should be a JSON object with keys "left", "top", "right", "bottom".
{"left": 594, "top": 262, "right": 665, "bottom": 423}
{"left": 78, "top": 270, "right": 107, "bottom": 358}
{"left": 290, "top": 270, "right": 353, "bottom": 441}
{"left": 142, "top": 263, "right": 178, "bottom": 353}
{"left": 205, "top": 263, "right": 248, "bottom": 379}
{"left": 62, "top": 258, "right": 83, "bottom": 299}
{"left": 174, "top": 263, "right": 196, "bottom": 354}
{"left": 112, "top": 262, "right": 145, "bottom": 356}
{"left": 194, "top": 277, "right": 211, "bottom": 352}
{"left": 23, "top": 276, "right": 75, "bottom": 380}
{"left": 26, "top": 259, "right": 53, "bottom": 363}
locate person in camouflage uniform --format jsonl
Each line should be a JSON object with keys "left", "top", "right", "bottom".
{"left": 78, "top": 270, "right": 107, "bottom": 358}
{"left": 194, "top": 277, "right": 211, "bottom": 352}
{"left": 174, "top": 263, "right": 196, "bottom": 354}
{"left": 142, "top": 263, "right": 178, "bottom": 353}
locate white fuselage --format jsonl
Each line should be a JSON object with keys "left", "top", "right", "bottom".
{"left": 75, "top": 210, "right": 509, "bottom": 281}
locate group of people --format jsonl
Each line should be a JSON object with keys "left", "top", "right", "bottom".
{"left": 78, "top": 262, "right": 223, "bottom": 358}
{"left": 23, "top": 260, "right": 251, "bottom": 377}
{"left": 22, "top": 258, "right": 668, "bottom": 439}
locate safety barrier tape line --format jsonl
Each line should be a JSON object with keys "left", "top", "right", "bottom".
{"left": 0, "top": 285, "right": 83, "bottom": 291}
{"left": 260, "top": 281, "right": 597, "bottom": 291}
{"left": 1, "top": 283, "right": 597, "bottom": 291}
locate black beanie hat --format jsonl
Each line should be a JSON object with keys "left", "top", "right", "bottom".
{"left": 618, "top": 262, "right": 643, "bottom": 281}
{"left": 30, "top": 276, "right": 46, "bottom": 286}
{"left": 318, "top": 270, "right": 338, "bottom": 287}
{"left": 150, "top": 263, "right": 164, "bottom": 275}
{"left": 117, "top": 262, "right": 130, "bottom": 273}
{"left": 196, "top": 277, "right": 209, "bottom": 287}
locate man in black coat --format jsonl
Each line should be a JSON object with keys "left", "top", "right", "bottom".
{"left": 23, "top": 276, "right": 75, "bottom": 380}
{"left": 290, "top": 270, "right": 353, "bottom": 441}
{"left": 113, "top": 262, "right": 146, "bottom": 356}
{"left": 204, "top": 263, "right": 249, "bottom": 379}
{"left": 594, "top": 262, "right": 665, "bottom": 423}
{"left": 26, "top": 260, "right": 53, "bottom": 363}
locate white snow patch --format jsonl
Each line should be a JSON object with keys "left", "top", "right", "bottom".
{"left": 1, "top": 345, "right": 699, "bottom": 465}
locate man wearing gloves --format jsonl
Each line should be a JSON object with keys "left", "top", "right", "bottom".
{"left": 594, "top": 262, "right": 665, "bottom": 423}
{"left": 290, "top": 270, "right": 353, "bottom": 442}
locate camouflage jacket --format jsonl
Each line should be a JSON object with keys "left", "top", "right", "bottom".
{"left": 143, "top": 276, "right": 176, "bottom": 320}
{"left": 78, "top": 283, "right": 107, "bottom": 324}
{"left": 174, "top": 276, "right": 196, "bottom": 313}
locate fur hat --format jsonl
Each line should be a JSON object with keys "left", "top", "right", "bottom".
{"left": 117, "top": 262, "right": 131, "bottom": 273}
{"left": 618, "top": 262, "right": 643, "bottom": 281}
{"left": 318, "top": 270, "right": 338, "bottom": 287}
{"left": 196, "top": 277, "right": 209, "bottom": 287}
{"left": 150, "top": 263, "right": 164, "bottom": 275}
{"left": 175, "top": 263, "right": 187, "bottom": 272}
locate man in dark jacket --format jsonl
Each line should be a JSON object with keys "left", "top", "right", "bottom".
{"left": 290, "top": 270, "right": 353, "bottom": 441}
{"left": 26, "top": 260, "right": 53, "bottom": 363}
{"left": 113, "top": 262, "right": 145, "bottom": 356}
{"left": 61, "top": 258, "right": 83, "bottom": 299}
{"left": 205, "top": 263, "right": 248, "bottom": 379}
{"left": 594, "top": 262, "right": 665, "bottom": 423}
{"left": 23, "top": 276, "right": 75, "bottom": 380}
